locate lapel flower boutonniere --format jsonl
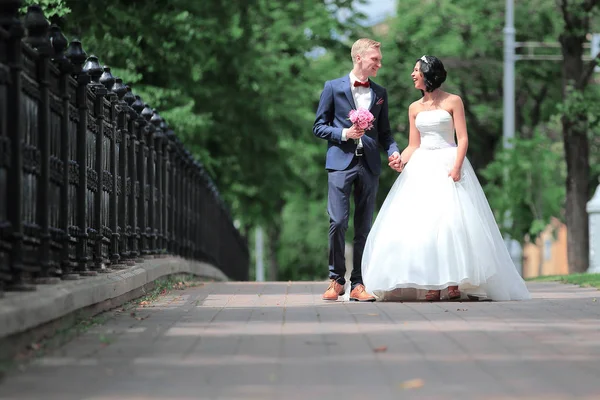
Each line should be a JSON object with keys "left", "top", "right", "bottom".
{"left": 376, "top": 98, "right": 384, "bottom": 106}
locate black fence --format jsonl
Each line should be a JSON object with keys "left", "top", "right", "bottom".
{"left": 0, "top": 3, "right": 249, "bottom": 295}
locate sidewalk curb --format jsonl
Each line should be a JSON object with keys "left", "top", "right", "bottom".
{"left": 0, "top": 256, "right": 228, "bottom": 339}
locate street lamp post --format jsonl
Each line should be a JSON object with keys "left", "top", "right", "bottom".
{"left": 503, "top": 0, "right": 523, "bottom": 276}
{"left": 503, "top": 0, "right": 515, "bottom": 150}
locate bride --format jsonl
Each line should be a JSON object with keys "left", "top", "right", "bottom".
{"left": 361, "top": 55, "right": 530, "bottom": 301}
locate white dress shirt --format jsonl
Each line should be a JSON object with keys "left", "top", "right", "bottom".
{"left": 342, "top": 72, "right": 371, "bottom": 148}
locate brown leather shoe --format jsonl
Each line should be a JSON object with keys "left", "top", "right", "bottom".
{"left": 349, "top": 284, "right": 376, "bottom": 302}
{"left": 322, "top": 280, "right": 345, "bottom": 301}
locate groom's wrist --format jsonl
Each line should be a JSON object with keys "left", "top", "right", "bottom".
{"left": 341, "top": 129, "right": 348, "bottom": 141}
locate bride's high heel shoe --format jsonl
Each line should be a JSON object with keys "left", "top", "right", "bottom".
{"left": 425, "top": 290, "right": 441, "bottom": 301}
{"left": 447, "top": 286, "right": 461, "bottom": 300}
{"left": 425, "top": 286, "right": 460, "bottom": 302}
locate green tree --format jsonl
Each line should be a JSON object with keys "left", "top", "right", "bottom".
{"left": 556, "top": 0, "right": 600, "bottom": 273}
{"left": 21, "top": 0, "right": 70, "bottom": 18}
{"left": 376, "top": 0, "right": 563, "bottom": 175}
{"left": 24, "top": 0, "right": 367, "bottom": 281}
{"left": 481, "top": 127, "right": 566, "bottom": 244}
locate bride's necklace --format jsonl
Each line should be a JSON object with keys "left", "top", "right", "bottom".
{"left": 422, "top": 91, "right": 441, "bottom": 111}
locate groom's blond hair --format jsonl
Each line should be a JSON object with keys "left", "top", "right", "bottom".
{"left": 351, "top": 38, "right": 381, "bottom": 63}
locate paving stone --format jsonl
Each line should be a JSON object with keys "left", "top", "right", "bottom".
{"left": 1, "top": 281, "right": 599, "bottom": 399}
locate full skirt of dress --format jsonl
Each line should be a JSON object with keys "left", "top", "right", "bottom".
{"left": 361, "top": 147, "right": 531, "bottom": 301}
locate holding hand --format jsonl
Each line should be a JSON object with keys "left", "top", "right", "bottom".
{"left": 449, "top": 166, "right": 461, "bottom": 182}
{"left": 388, "top": 152, "right": 404, "bottom": 172}
{"left": 346, "top": 124, "right": 365, "bottom": 140}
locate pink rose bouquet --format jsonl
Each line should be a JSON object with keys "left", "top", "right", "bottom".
{"left": 348, "top": 108, "right": 374, "bottom": 131}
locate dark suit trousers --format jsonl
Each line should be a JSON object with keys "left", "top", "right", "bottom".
{"left": 327, "top": 156, "right": 378, "bottom": 289}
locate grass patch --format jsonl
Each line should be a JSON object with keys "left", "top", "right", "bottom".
{"left": 526, "top": 273, "right": 600, "bottom": 289}
{"left": 133, "top": 273, "right": 207, "bottom": 306}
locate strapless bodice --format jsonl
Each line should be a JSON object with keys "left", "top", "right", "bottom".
{"left": 415, "top": 109, "right": 456, "bottom": 150}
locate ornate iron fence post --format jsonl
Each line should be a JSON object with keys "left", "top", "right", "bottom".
{"left": 142, "top": 106, "right": 156, "bottom": 255}
{"left": 183, "top": 151, "right": 191, "bottom": 258}
{"left": 65, "top": 39, "right": 94, "bottom": 276}
{"left": 118, "top": 85, "right": 135, "bottom": 265}
{"left": 98, "top": 66, "right": 119, "bottom": 268}
{"left": 174, "top": 141, "right": 184, "bottom": 257}
{"left": 212, "top": 185, "right": 222, "bottom": 268}
{"left": 189, "top": 164, "right": 196, "bottom": 260}
{"left": 165, "top": 129, "right": 176, "bottom": 254}
{"left": 4, "top": 0, "right": 32, "bottom": 291}
{"left": 211, "top": 183, "right": 221, "bottom": 267}
{"left": 158, "top": 116, "right": 168, "bottom": 254}
{"left": 23, "top": 5, "right": 55, "bottom": 283}
{"left": 137, "top": 103, "right": 150, "bottom": 256}
{"left": 191, "top": 162, "right": 200, "bottom": 260}
{"left": 206, "top": 171, "right": 215, "bottom": 263}
{"left": 187, "top": 154, "right": 195, "bottom": 259}
{"left": 160, "top": 120, "right": 168, "bottom": 255}
{"left": 128, "top": 95, "right": 143, "bottom": 262}
{"left": 108, "top": 76, "right": 127, "bottom": 269}
{"left": 170, "top": 140, "right": 178, "bottom": 256}
{"left": 116, "top": 85, "right": 131, "bottom": 262}
{"left": 0, "top": 0, "right": 20, "bottom": 294}
{"left": 179, "top": 146, "right": 186, "bottom": 258}
{"left": 150, "top": 110, "right": 163, "bottom": 255}
{"left": 48, "top": 24, "right": 78, "bottom": 280}
{"left": 196, "top": 165, "right": 207, "bottom": 261}
{"left": 46, "top": 25, "right": 66, "bottom": 278}
{"left": 82, "top": 55, "right": 109, "bottom": 273}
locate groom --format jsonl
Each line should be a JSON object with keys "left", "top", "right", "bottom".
{"left": 313, "top": 38, "right": 400, "bottom": 302}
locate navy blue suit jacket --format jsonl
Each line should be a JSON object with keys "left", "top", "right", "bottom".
{"left": 313, "top": 75, "right": 398, "bottom": 176}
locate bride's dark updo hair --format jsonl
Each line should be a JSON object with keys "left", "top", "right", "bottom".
{"left": 417, "top": 55, "right": 447, "bottom": 92}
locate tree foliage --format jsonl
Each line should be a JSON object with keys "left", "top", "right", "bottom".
{"left": 555, "top": 0, "right": 600, "bottom": 273}
{"left": 481, "top": 127, "right": 566, "bottom": 243}
{"left": 24, "top": 0, "right": 364, "bottom": 280}
{"left": 23, "top": 0, "right": 600, "bottom": 279}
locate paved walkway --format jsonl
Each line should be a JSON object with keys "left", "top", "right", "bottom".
{"left": 1, "top": 281, "right": 599, "bottom": 400}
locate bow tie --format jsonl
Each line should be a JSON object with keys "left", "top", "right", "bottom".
{"left": 353, "top": 80, "right": 370, "bottom": 88}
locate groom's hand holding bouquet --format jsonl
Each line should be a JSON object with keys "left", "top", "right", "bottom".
{"left": 347, "top": 108, "right": 373, "bottom": 142}
{"left": 348, "top": 107, "right": 401, "bottom": 171}
{"left": 346, "top": 124, "right": 365, "bottom": 140}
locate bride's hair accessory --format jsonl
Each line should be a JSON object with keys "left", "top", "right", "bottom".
{"left": 415, "top": 55, "right": 446, "bottom": 92}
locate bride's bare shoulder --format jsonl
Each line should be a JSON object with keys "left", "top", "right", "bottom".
{"left": 408, "top": 100, "right": 421, "bottom": 116}
{"left": 444, "top": 92, "right": 464, "bottom": 105}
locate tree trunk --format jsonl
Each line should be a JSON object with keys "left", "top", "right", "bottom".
{"left": 562, "top": 114, "right": 590, "bottom": 273}
{"left": 559, "top": 27, "right": 590, "bottom": 273}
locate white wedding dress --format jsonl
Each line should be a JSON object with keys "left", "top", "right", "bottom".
{"left": 362, "top": 109, "right": 530, "bottom": 301}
